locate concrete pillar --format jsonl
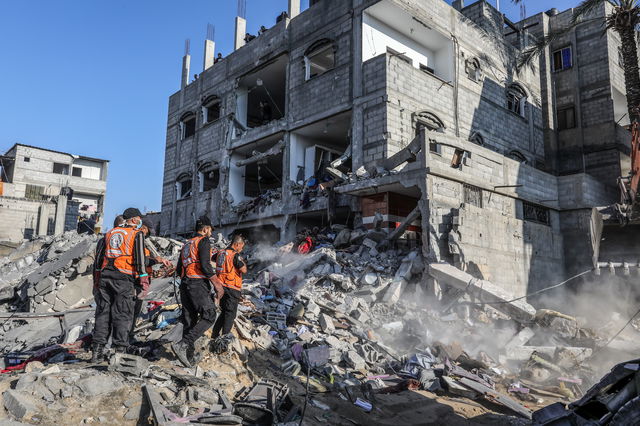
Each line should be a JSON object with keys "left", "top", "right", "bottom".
{"left": 37, "top": 204, "right": 49, "bottom": 236}
{"left": 54, "top": 195, "right": 68, "bottom": 235}
{"left": 234, "top": 17, "right": 246, "bottom": 51}
{"left": 452, "top": 0, "right": 464, "bottom": 10}
{"left": 181, "top": 54, "right": 191, "bottom": 89}
{"left": 288, "top": 0, "right": 300, "bottom": 19}
{"left": 203, "top": 40, "right": 215, "bottom": 71}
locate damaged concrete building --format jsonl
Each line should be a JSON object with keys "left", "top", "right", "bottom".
{"left": 160, "top": 0, "right": 630, "bottom": 298}
{"left": 0, "top": 144, "right": 108, "bottom": 244}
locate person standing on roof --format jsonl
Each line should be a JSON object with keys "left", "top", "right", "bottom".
{"left": 171, "top": 215, "right": 224, "bottom": 367}
{"left": 211, "top": 234, "right": 248, "bottom": 343}
{"left": 91, "top": 207, "right": 149, "bottom": 362}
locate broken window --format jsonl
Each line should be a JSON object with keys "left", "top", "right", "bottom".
{"left": 25, "top": 184, "right": 44, "bottom": 200}
{"left": 415, "top": 111, "right": 445, "bottom": 134}
{"left": 552, "top": 46, "right": 572, "bottom": 71}
{"left": 465, "top": 58, "right": 482, "bottom": 82}
{"left": 176, "top": 175, "right": 192, "bottom": 200}
{"left": 53, "top": 162, "right": 69, "bottom": 175}
{"left": 557, "top": 106, "right": 576, "bottom": 130}
{"left": 463, "top": 184, "right": 483, "bottom": 208}
{"left": 451, "top": 148, "right": 468, "bottom": 169}
{"left": 506, "top": 84, "right": 527, "bottom": 117}
{"left": 23, "top": 228, "right": 34, "bottom": 240}
{"left": 72, "top": 167, "right": 82, "bottom": 177}
{"left": 290, "top": 112, "right": 352, "bottom": 183}
{"left": 198, "top": 164, "right": 219, "bottom": 192}
{"left": 507, "top": 150, "right": 527, "bottom": 164}
{"left": 202, "top": 96, "right": 221, "bottom": 124}
{"left": 179, "top": 112, "right": 196, "bottom": 140}
{"left": 523, "top": 201, "right": 550, "bottom": 225}
{"left": 304, "top": 39, "right": 335, "bottom": 81}
{"left": 237, "top": 55, "right": 287, "bottom": 128}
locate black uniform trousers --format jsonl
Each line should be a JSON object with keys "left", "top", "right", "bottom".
{"left": 211, "top": 287, "right": 241, "bottom": 338}
{"left": 180, "top": 278, "right": 217, "bottom": 346}
{"left": 93, "top": 273, "right": 136, "bottom": 348}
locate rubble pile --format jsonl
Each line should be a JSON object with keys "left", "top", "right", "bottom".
{"left": 1, "top": 226, "right": 640, "bottom": 424}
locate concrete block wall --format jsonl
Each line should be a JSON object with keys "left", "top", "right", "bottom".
{"left": 0, "top": 197, "right": 53, "bottom": 243}
{"left": 161, "top": 0, "right": 360, "bottom": 235}
{"left": 378, "top": 0, "right": 544, "bottom": 164}
{"left": 557, "top": 173, "right": 616, "bottom": 210}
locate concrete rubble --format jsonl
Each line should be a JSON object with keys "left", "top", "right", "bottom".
{"left": 0, "top": 227, "right": 638, "bottom": 424}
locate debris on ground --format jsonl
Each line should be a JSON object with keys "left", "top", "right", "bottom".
{"left": 0, "top": 226, "right": 638, "bottom": 424}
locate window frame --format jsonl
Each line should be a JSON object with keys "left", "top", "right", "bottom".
{"left": 179, "top": 112, "right": 197, "bottom": 140}
{"left": 506, "top": 84, "right": 527, "bottom": 118}
{"left": 202, "top": 96, "right": 221, "bottom": 125}
{"left": 522, "top": 201, "right": 551, "bottom": 226}
{"left": 552, "top": 46, "right": 573, "bottom": 72}
{"left": 465, "top": 58, "right": 482, "bottom": 82}
{"left": 52, "top": 162, "right": 69, "bottom": 175}
{"left": 176, "top": 174, "right": 193, "bottom": 200}
{"left": 72, "top": 167, "right": 83, "bottom": 177}
{"left": 557, "top": 105, "right": 576, "bottom": 130}
{"left": 304, "top": 39, "right": 336, "bottom": 81}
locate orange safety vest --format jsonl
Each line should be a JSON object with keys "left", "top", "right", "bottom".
{"left": 217, "top": 249, "right": 243, "bottom": 290}
{"left": 180, "top": 235, "right": 212, "bottom": 279}
{"left": 102, "top": 226, "right": 139, "bottom": 276}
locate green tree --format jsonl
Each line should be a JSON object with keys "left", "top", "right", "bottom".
{"left": 515, "top": 0, "right": 640, "bottom": 123}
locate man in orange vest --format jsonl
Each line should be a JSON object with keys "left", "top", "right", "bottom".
{"left": 211, "top": 234, "right": 248, "bottom": 343}
{"left": 172, "top": 216, "right": 224, "bottom": 367}
{"left": 128, "top": 218, "right": 171, "bottom": 343}
{"left": 91, "top": 207, "right": 148, "bottom": 362}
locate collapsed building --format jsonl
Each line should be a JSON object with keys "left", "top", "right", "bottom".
{"left": 160, "top": 0, "right": 632, "bottom": 300}
{"left": 0, "top": 144, "right": 109, "bottom": 246}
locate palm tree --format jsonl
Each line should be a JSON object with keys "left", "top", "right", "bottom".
{"left": 514, "top": 0, "right": 640, "bottom": 123}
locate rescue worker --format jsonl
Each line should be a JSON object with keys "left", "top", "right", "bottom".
{"left": 172, "top": 216, "right": 224, "bottom": 367}
{"left": 129, "top": 218, "right": 170, "bottom": 343}
{"left": 211, "top": 234, "right": 248, "bottom": 341}
{"left": 113, "top": 215, "right": 125, "bottom": 228}
{"left": 91, "top": 207, "right": 148, "bottom": 362}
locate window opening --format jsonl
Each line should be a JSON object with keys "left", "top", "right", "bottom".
{"left": 552, "top": 47, "right": 572, "bottom": 71}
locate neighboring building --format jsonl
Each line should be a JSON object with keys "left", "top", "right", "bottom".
{"left": 0, "top": 144, "right": 108, "bottom": 243}
{"left": 160, "top": 0, "right": 631, "bottom": 298}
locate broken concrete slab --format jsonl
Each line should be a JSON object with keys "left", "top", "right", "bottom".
{"left": 429, "top": 263, "right": 536, "bottom": 323}
{"left": 76, "top": 374, "right": 124, "bottom": 396}
{"left": 382, "top": 279, "right": 405, "bottom": 305}
{"left": 319, "top": 313, "right": 335, "bottom": 334}
{"left": 3, "top": 389, "right": 39, "bottom": 420}
{"left": 505, "top": 346, "right": 592, "bottom": 362}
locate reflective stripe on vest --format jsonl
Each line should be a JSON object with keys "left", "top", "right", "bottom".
{"left": 102, "top": 226, "right": 139, "bottom": 276}
{"left": 217, "top": 249, "right": 243, "bottom": 290}
{"left": 181, "top": 236, "right": 212, "bottom": 279}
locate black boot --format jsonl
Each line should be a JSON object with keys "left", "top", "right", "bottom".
{"left": 187, "top": 345, "right": 201, "bottom": 366}
{"left": 171, "top": 341, "right": 192, "bottom": 368}
{"left": 90, "top": 344, "right": 104, "bottom": 363}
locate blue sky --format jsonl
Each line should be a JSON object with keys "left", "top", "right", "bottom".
{"left": 0, "top": 0, "right": 576, "bottom": 228}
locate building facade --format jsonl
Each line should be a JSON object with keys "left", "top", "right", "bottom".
{"left": 0, "top": 144, "right": 108, "bottom": 243}
{"left": 160, "top": 0, "right": 630, "bottom": 298}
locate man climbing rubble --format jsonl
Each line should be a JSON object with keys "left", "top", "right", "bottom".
{"left": 172, "top": 216, "right": 225, "bottom": 367}
{"left": 210, "top": 234, "right": 248, "bottom": 353}
{"left": 91, "top": 208, "right": 156, "bottom": 362}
